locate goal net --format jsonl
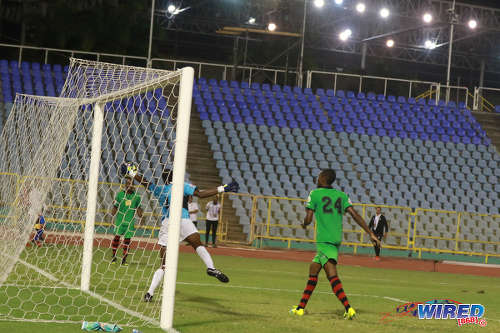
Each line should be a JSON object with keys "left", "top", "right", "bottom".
{"left": 0, "top": 58, "right": 193, "bottom": 329}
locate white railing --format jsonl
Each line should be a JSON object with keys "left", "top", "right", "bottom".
{"left": 306, "top": 70, "right": 437, "bottom": 98}
{"left": 0, "top": 42, "right": 498, "bottom": 111}
{"left": 474, "top": 87, "right": 500, "bottom": 112}
{"left": 306, "top": 70, "right": 475, "bottom": 109}
{"left": 0, "top": 43, "right": 296, "bottom": 86}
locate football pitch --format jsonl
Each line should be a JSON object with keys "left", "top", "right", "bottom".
{"left": 0, "top": 245, "right": 499, "bottom": 333}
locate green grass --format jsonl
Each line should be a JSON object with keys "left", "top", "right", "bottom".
{"left": 1, "top": 244, "right": 499, "bottom": 333}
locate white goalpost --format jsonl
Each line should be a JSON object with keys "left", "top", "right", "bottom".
{"left": 0, "top": 59, "right": 194, "bottom": 331}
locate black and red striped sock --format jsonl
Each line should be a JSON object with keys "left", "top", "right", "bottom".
{"left": 297, "top": 275, "right": 318, "bottom": 309}
{"left": 111, "top": 235, "right": 120, "bottom": 257}
{"left": 122, "top": 238, "right": 131, "bottom": 262}
{"left": 328, "top": 275, "right": 350, "bottom": 311}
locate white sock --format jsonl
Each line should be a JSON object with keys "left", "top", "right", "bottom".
{"left": 147, "top": 268, "right": 165, "bottom": 296}
{"left": 196, "top": 246, "right": 214, "bottom": 269}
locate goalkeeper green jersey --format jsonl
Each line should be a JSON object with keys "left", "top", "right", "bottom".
{"left": 114, "top": 191, "right": 141, "bottom": 225}
{"left": 306, "top": 187, "right": 353, "bottom": 244}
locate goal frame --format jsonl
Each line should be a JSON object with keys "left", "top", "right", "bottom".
{"left": 77, "top": 66, "right": 194, "bottom": 331}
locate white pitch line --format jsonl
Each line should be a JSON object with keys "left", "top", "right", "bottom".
{"left": 441, "top": 261, "right": 500, "bottom": 269}
{"left": 15, "top": 258, "right": 159, "bottom": 326}
{"left": 176, "top": 281, "right": 408, "bottom": 303}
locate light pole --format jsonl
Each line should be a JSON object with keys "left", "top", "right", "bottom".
{"left": 147, "top": 0, "right": 156, "bottom": 68}
{"left": 297, "top": 0, "right": 307, "bottom": 88}
{"left": 446, "top": 0, "right": 457, "bottom": 102}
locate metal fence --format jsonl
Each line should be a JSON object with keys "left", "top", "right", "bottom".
{"left": 221, "top": 192, "right": 500, "bottom": 263}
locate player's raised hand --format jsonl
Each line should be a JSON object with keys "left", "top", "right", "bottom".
{"left": 217, "top": 180, "right": 239, "bottom": 193}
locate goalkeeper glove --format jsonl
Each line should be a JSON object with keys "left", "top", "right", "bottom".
{"left": 119, "top": 162, "right": 138, "bottom": 178}
{"left": 217, "top": 180, "right": 239, "bottom": 193}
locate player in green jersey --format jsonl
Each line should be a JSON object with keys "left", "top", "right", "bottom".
{"left": 290, "top": 169, "right": 380, "bottom": 320}
{"left": 110, "top": 176, "right": 143, "bottom": 265}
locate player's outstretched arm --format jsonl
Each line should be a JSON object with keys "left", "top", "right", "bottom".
{"left": 346, "top": 206, "right": 380, "bottom": 247}
{"left": 194, "top": 180, "right": 240, "bottom": 198}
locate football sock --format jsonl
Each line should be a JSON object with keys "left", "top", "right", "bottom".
{"left": 375, "top": 244, "right": 380, "bottom": 256}
{"left": 298, "top": 275, "right": 318, "bottom": 309}
{"left": 328, "top": 275, "right": 350, "bottom": 311}
{"left": 148, "top": 268, "right": 165, "bottom": 296}
{"left": 196, "top": 246, "right": 215, "bottom": 269}
{"left": 122, "top": 238, "right": 131, "bottom": 262}
{"left": 111, "top": 235, "right": 120, "bottom": 257}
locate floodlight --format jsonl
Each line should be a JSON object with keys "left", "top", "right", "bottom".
{"left": 339, "top": 29, "right": 352, "bottom": 41}
{"left": 268, "top": 22, "right": 277, "bottom": 31}
{"left": 167, "top": 4, "right": 176, "bottom": 14}
{"left": 335, "top": 0, "right": 343, "bottom": 5}
{"left": 386, "top": 39, "right": 395, "bottom": 47}
{"left": 248, "top": 17, "right": 256, "bottom": 24}
{"left": 314, "top": 0, "right": 325, "bottom": 8}
{"left": 425, "top": 40, "right": 436, "bottom": 49}
{"left": 380, "top": 8, "right": 390, "bottom": 18}
{"left": 423, "top": 13, "right": 433, "bottom": 23}
{"left": 356, "top": 3, "right": 366, "bottom": 13}
{"left": 468, "top": 19, "right": 477, "bottom": 29}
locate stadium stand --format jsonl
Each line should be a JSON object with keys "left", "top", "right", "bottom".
{"left": 193, "top": 77, "right": 499, "bottom": 251}
{"left": 0, "top": 60, "right": 498, "bottom": 253}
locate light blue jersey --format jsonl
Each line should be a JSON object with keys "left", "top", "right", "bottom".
{"left": 148, "top": 182, "right": 197, "bottom": 221}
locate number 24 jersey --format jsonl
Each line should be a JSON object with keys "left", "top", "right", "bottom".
{"left": 306, "top": 187, "right": 353, "bottom": 244}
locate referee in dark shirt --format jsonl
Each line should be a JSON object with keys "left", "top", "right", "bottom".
{"left": 368, "top": 207, "right": 388, "bottom": 261}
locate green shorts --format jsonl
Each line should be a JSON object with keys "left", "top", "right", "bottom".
{"left": 115, "top": 222, "right": 135, "bottom": 238}
{"left": 312, "top": 242, "right": 339, "bottom": 266}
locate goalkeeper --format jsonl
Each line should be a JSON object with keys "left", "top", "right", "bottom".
{"left": 120, "top": 163, "right": 239, "bottom": 302}
{"left": 110, "top": 176, "right": 144, "bottom": 266}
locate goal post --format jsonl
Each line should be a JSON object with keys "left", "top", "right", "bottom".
{"left": 160, "top": 67, "right": 193, "bottom": 330}
{"left": 0, "top": 59, "right": 195, "bottom": 331}
{"left": 81, "top": 102, "right": 104, "bottom": 292}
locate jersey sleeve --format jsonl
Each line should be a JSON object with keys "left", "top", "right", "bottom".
{"left": 148, "top": 182, "right": 163, "bottom": 199}
{"left": 343, "top": 193, "right": 353, "bottom": 213}
{"left": 306, "top": 191, "right": 316, "bottom": 211}
{"left": 184, "top": 183, "right": 197, "bottom": 196}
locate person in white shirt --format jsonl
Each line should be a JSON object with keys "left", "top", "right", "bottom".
{"left": 205, "top": 196, "right": 221, "bottom": 248}
{"left": 188, "top": 195, "right": 199, "bottom": 228}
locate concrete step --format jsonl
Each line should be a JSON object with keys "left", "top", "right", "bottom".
{"left": 186, "top": 110, "right": 247, "bottom": 243}
{"left": 473, "top": 112, "right": 500, "bottom": 151}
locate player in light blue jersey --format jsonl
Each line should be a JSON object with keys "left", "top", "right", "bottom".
{"left": 121, "top": 163, "right": 239, "bottom": 302}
